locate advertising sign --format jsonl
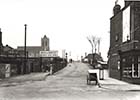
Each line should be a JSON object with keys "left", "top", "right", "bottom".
{"left": 40, "top": 50, "right": 58, "bottom": 57}
{"left": 123, "top": 6, "right": 130, "bottom": 42}
{"left": 5, "top": 64, "right": 10, "bottom": 78}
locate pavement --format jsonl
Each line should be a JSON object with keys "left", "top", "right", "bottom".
{"left": 92, "top": 69, "right": 140, "bottom": 91}
{"left": 99, "top": 77, "right": 140, "bottom": 91}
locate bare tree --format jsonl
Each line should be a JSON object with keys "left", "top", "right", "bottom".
{"left": 87, "top": 36, "right": 94, "bottom": 54}
{"left": 92, "top": 36, "right": 97, "bottom": 53}
{"left": 87, "top": 36, "right": 101, "bottom": 54}
{"left": 97, "top": 37, "right": 101, "bottom": 54}
{"left": 115, "top": 0, "right": 118, "bottom": 5}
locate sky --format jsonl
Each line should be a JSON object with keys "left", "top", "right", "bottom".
{"left": 0, "top": 0, "right": 124, "bottom": 61}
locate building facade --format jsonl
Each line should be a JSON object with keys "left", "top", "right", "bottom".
{"left": 108, "top": 1, "right": 140, "bottom": 84}
{"left": 17, "top": 35, "right": 50, "bottom": 57}
{"left": 0, "top": 30, "right": 67, "bottom": 78}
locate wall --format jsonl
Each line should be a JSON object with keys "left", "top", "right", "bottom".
{"left": 0, "top": 64, "right": 6, "bottom": 78}
{"left": 109, "top": 10, "right": 122, "bottom": 79}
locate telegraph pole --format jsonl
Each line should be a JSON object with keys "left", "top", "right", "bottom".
{"left": 66, "top": 52, "right": 68, "bottom": 64}
{"left": 0, "top": 28, "right": 2, "bottom": 55}
{"left": 23, "top": 24, "right": 27, "bottom": 74}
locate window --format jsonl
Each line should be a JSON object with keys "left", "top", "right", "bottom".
{"left": 122, "top": 56, "right": 140, "bottom": 78}
{"left": 122, "top": 56, "right": 132, "bottom": 78}
{"left": 45, "top": 41, "right": 47, "bottom": 46}
{"left": 122, "top": 58, "right": 126, "bottom": 62}
{"left": 132, "top": 56, "right": 140, "bottom": 78}
{"left": 115, "top": 34, "right": 119, "bottom": 41}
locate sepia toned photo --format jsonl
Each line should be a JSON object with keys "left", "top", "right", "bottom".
{"left": 0, "top": 0, "right": 140, "bottom": 100}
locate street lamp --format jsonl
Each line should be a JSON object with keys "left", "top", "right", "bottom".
{"left": 66, "top": 52, "right": 68, "bottom": 63}
{"left": 23, "top": 24, "right": 27, "bottom": 74}
{"left": 0, "top": 28, "right": 2, "bottom": 55}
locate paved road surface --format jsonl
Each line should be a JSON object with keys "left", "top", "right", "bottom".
{"left": 0, "top": 62, "right": 140, "bottom": 100}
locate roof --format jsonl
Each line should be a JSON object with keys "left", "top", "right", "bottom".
{"left": 17, "top": 46, "right": 43, "bottom": 57}
{"left": 17, "top": 46, "right": 42, "bottom": 52}
{"left": 3, "top": 45, "right": 14, "bottom": 51}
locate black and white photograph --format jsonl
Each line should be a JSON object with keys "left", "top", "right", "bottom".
{"left": 0, "top": 0, "right": 140, "bottom": 100}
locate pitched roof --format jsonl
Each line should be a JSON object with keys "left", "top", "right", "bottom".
{"left": 3, "top": 45, "right": 14, "bottom": 51}
{"left": 17, "top": 46, "right": 43, "bottom": 54}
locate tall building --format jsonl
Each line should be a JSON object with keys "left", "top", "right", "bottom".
{"left": 41, "top": 35, "right": 50, "bottom": 51}
{"left": 17, "top": 35, "right": 50, "bottom": 57}
{"left": 108, "top": 0, "right": 140, "bottom": 83}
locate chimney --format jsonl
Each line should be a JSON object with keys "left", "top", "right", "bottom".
{"left": 113, "top": 0, "right": 121, "bottom": 16}
{"left": 125, "top": 0, "right": 132, "bottom": 7}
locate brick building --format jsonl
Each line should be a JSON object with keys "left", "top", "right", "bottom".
{"left": 17, "top": 35, "right": 50, "bottom": 57}
{"left": 108, "top": 0, "right": 140, "bottom": 84}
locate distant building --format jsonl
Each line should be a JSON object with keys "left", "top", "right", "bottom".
{"left": 0, "top": 29, "right": 66, "bottom": 78}
{"left": 84, "top": 53, "right": 106, "bottom": 69}
{"left": 0, "top": 29, "right": 24, "bottom": 78}
{"left": 17, "top": 35, "right": 50, "bottom": 57}
{"left": 0, "top": 29, "right": 20, "bottom": 57}
{"left": 85, "top": 53, "right": 103, "bottom": 63}
{"left": 108, "top": 0, "right": 140, "bottom": 84}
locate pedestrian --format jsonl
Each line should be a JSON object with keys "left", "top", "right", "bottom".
{"left": 97, "top": 80, "right": 101, "bottom": 88}
{"left": 49, "top": 64, "right": 53, "bottom": 75}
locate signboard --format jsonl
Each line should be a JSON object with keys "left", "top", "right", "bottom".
{"left": 123, "top": 6, "right": 130, "bottom": 42}
{"left": 40, "top": 50, "right": 58, "bottom": 57}
{"left": 5, "top": 64, "right": 10, "bottom": 78}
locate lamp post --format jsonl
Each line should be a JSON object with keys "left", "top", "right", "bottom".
{"left": 23, "top": 24, "right": 27, "bottom": 74}
{"left": 0, "top": 28, "right": 2, "bottom": 55}
{"left": 66, "top": 52, "right": 68, "bottom": 64}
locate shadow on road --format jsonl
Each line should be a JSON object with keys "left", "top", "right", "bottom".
{"left": 126, "top": 90, "right": 140, "bottom": 92}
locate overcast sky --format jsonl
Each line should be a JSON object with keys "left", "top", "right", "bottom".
{"left": 0, "top": 0, "right": 124, "bottom": 61}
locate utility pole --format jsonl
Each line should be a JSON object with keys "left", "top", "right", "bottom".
{"left": 0, "top": 28, "right": 2, "bottom": 55}
{"left": 65, "top": 52, "right": 68, "bottom": 63}
{"left": 23, "top": 24, "right": 27, "bottom": 74}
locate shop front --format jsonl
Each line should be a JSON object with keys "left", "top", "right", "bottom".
{"left": 120, "top": 50, "right": 140, "bottom": 84}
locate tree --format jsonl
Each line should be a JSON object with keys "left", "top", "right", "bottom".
{"left": 87, "top": 36, "right": 101, "bottom": 54}
{"left": 87, "top": 35, "right": 101, "bottom": 67}
{"left": 87, "top": 36, "right": 94, "bottom": 54}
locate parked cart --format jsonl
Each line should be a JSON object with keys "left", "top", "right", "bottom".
{"left": 87, "top": 69, "right": 98, "bottom": 85}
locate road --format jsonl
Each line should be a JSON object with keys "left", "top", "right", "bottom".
{"left": 0, "top": 62, "right": 140, "bottom": 100}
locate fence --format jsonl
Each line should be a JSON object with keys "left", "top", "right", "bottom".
{"left": 0, "top": 56, "right": 67, "bottom": 78}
